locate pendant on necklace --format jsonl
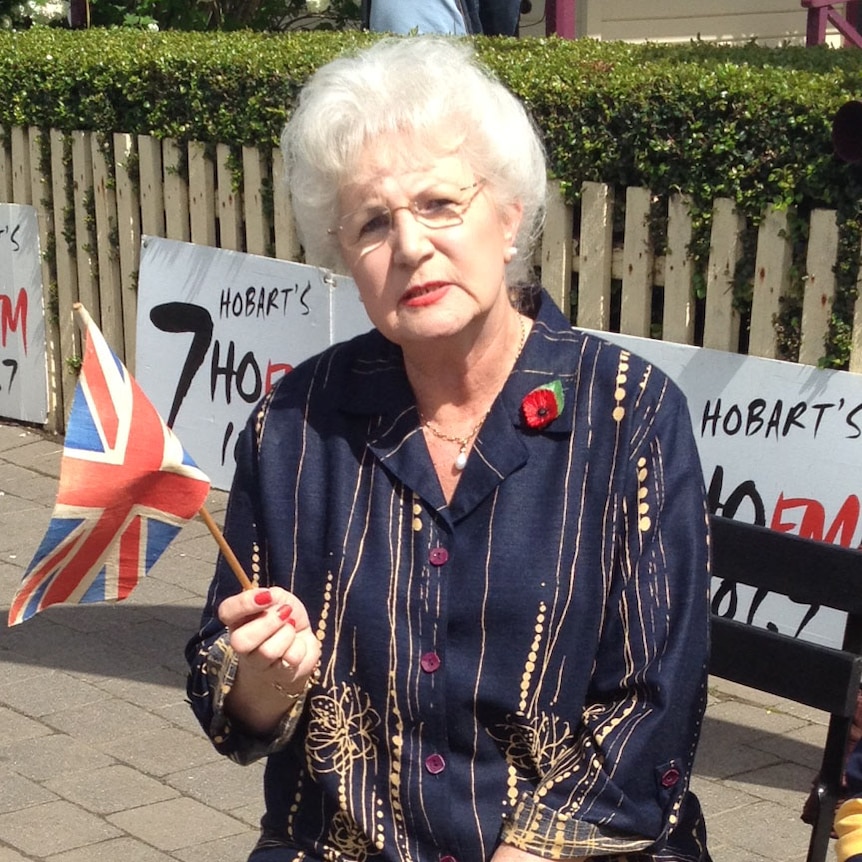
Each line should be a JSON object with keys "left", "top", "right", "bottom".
{"left": 454, "top": 447, "right": 469, "bottom": 471}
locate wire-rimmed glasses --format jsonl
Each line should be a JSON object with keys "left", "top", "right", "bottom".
{"left": 332, "top": 180, "right": 486, "bottom": 254}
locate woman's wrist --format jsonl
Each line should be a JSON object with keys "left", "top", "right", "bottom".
{"left": 225, "top": 663, "right": 314, "bottom": 737}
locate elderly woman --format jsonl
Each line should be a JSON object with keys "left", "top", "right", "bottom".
{"left": 186, "top": 36, "right": 712, "bottom": 862}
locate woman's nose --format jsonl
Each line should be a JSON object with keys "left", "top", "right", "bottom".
{"left": 390, "top": 209, "right": 434, "bottom": 263}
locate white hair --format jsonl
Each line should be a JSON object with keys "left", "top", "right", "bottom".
{"left": 281, "top": 35, "right": 548, "bottom": 288}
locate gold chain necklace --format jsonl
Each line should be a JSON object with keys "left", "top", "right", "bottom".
{"left": 423, "top": 408, "right": 492, "bottom": 471}
{"left": 421, "top": 315, "right": 527, "bottom": 472}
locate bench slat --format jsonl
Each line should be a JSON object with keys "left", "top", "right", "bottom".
{"left": 711, "top": 615, "right": 862, "bottom": 716}
{"left": 711, "top": 516, "right": 862, "bottom": 618}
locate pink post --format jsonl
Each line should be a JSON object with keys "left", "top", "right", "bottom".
{"left": 805, "top": 5, "right": 829, "bottom": 45}
{"left": 546, "top": 0, "right": 577, "bottom": 39}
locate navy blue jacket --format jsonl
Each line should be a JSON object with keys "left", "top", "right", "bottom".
{"left": 187, "top": 290, "right": 712, "bottom": 861}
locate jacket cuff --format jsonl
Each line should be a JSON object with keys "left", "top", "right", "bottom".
{"left": 204, "top": 632, "right": 308, "bottom": 765}
{"left": 499, "top": 793, "right": 652, "bottom": 858}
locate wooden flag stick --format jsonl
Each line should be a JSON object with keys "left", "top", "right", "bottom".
{"left": 199, "top": 506, "right": 255, "bottom": 591}
{"left": 72, "top": 300, "right": 90, "bottom": 330}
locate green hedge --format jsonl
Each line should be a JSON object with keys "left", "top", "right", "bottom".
{"left": 2, "top": 29, "right": 862, "bottom": 366}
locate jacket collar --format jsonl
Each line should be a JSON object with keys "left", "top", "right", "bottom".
{"left": 340, "top": 290, "right": 579, "bottom": 520}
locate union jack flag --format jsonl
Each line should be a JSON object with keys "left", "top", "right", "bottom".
{"left": 7, "top": 306, "right": 210, "bottom": 626}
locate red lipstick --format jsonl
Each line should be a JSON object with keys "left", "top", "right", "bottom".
{"left": 401, "top": 282, "right": 449, "bottom": 307}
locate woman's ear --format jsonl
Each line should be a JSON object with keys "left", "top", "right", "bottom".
{"left": 501, "top": 201, "right": 524, "bottom": 263}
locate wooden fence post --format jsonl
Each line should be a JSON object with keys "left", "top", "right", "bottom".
{"left": 620, "top": 186, "right": 654, "bottom": 338}
{"left": 113, "top": 132, "right": 141, "bottom": 369}
{"left": 11, "top": 127, "right": 31, "bottom": 205}
{"left": 189, "top": 140, "right": 216, "bottom": 248}
{"left": 71, "top": 131, "right": 99, "bottom": 326}
{"left": 703, "top": 198, "right": 744, "bottom": 352}
{"left": 92, "top": 136, "right": 124, "bottom": 362}
{"left": 0, "top": 131, "right": 12, "bottom": 202}
{"left": 662, "top": 192, "right": 695, "bottom": 344}
{"left": 28, "top": 127, "right": 64, "bottom": 432}
{"left": 800, "top": 208, "right": 839, "bottom": 367}
{"left": 243, "top": 144, "right": 271, "bottom": 257}
{"left": 216, "top": 143, "right": 243, "bottom": 253}
{"left": 749, "top": 205, "right": 793, "bottom": 360}
{"left": 540, "top": 179, "right": 574, "bottom": 314}
{"left": 163, "top": 137, "right": 190, "bottom": 243}
{"left": 50, "top": 129, "right": 79, "bottom": 427}
{"left": 577, "top": 180, "right": 614, "bottom": 331}
{"left": 138, "top": 134, "right": 166, "bottom": 239}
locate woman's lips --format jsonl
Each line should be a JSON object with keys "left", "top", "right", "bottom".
{"left": 401, "top": 282, "right": 450, "bottom": 307}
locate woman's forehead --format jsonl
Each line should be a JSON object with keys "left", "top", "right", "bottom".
{"left": 348, "top": 130, "right": 469, "bottom": 183}
{"left": 340, "top": 151, "right": 473, "bottom": 207}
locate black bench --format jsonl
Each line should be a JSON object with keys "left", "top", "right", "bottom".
{"left": 709, "top": 514, "right": 862, "bottom": 862}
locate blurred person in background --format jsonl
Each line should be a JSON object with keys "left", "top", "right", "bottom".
{"left": 365, "top": 0, "right": 523, "bottom": 36}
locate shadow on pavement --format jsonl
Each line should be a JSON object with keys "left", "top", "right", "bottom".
{"left": 1, "top": 602, "right": 207, "bottom": 681}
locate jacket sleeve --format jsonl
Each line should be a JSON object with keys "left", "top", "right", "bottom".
{"left": 500, "top": 380, "right": 712, "bottom": 857}
{"left": 184, "top": 398, "right": 309, "bottom": 765}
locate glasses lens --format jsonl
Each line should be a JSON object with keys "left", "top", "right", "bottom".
{"left": 340, "top": 207, "right": 392, "bottom": 249}
{"left": 414, "top": 182, "right": 482, "bottom": 228}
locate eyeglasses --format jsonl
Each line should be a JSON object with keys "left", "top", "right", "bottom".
{"left": 332, "top": 180, "right": 485, "bottom": 254}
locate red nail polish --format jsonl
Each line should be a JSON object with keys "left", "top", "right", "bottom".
{"left": 278, "top": 604, "right": 293, "bottom": 622}
{"left": 254, "top": 590, "right": 272, "bottom": 606}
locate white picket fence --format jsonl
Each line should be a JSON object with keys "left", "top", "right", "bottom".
{"left": 540, "top": 181, "right": 856, "bottom": 368}
{"left": 0, "top": 125, "right": 857, "bottom": 432}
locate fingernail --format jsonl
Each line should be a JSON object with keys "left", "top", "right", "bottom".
{"left": 253, "top": 590, "right": 272, "bottom": 606}
{"left": 278, "top": 604, "right": 294, "bottom": 622}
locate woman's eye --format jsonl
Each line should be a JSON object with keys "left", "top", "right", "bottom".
{"left": 418, "top": 198, "right": 458, "bottom": 216}
{"left": 357, "top": 210, "right": 391, "bottom": 237}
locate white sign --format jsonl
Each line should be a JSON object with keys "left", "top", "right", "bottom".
{"left": 135, "top": 243, "right": 861, "bottom": 647}
{"left": 135, "top": 237, "right": 370, "bottom": 491}
{"left": 590, "top": 330, "right": 862, "bottom": 648}
{"left": 0, "top": 204, "right": 47, "bottom": 424}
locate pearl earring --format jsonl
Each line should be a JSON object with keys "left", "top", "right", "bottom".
{"left": 505, "top": 246, "right": 518, "bottom": 262}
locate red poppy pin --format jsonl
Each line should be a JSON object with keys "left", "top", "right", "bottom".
{"left": 521, "top": 380, "right": 565, "bottom": 430}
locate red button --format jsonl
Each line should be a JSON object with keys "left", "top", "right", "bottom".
{"left": 425, "top": 753, "right": 446, "bottom": 774}
{"left": 440, "top": 857, "right": 458, "bottom": 862}
{"left": 429, "top": 547, "right": 449, "bottom": 566}
{"left": 661, "top": 767, "right": 681, "bottom": 788}
{"left": 421, "top": 652, "right": 441, "bottom": 672}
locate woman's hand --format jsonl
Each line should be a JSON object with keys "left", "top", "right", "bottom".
{"left": 218, "top": 587, "right": 321, "bottom": 736}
